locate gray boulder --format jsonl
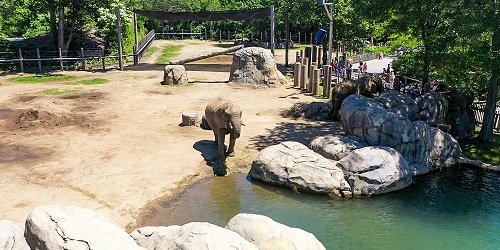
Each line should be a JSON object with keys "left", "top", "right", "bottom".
{"left": 163, "top": 65, "right": 188, "bottom": 85}
{"left": 229, "top": 47, "right": 286, "bottom": 86}
{"left": 0, "top": 220, "right": 30, "bottom": 250}
{"left": 24, "top": 205, "right": 142, "bottom": 250}
{"left": 416, "top": 92, "right": 449, "bottom": 125}
{"left": 132, "top": 222, "right": 258, "bottom": 250}
{"left": 337, "top": 146, "right": 412, "bottom": 195}
{"left": 340, "top": 94, "right": 461, "bottom": 175}
{"left": 376, "top": 90, "right": 419, "bottom": 121}
{"left": 130, "top": 225, "right": 181, "bottom": 249}
{"left": 446, "top": 89, "right": 475, "bottom": 139}
{"left": 226, "top": 213, "right": 326, "bottom": 250}
{"left": 250, "top": 141, "right": 350, "bottom": 196}
{"left": 309, "top": 135, "right": 367, "bottom": 160}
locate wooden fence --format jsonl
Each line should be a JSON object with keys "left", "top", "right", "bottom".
{"left": 472, "top": 101, "right": 500, "bottom": 132}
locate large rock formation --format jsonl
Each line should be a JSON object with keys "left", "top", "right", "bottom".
{"left": 337, "top": 146, "right": 412, "bottom": 195}
{"left": 226, "top": 213, "right": 326, "bottom": 250}
{"left": 132, "top": 222, "right": 258, "bottom": 250}
{"left": 0, "top": 220, "right": 30, "bottom": 250}
{"left": 249, "top": 141, "right": 350, "bottom": 196}
{"left": 445, "top": 89, "right": 476, "bottom": 139}
{"left": 229, "top": 47, "right": 286, "bottom": 86}
{"left": 340, "top": 93, "right": 461, "bottom": 175}
{"left": 24, "top": 205, "right": 143, "bottom": 250}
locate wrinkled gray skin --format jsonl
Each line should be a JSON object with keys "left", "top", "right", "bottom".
{"left": 205, "top": 97, "right": 242, "bottom": 161}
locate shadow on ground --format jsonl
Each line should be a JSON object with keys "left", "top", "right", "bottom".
{"left": 249, "top": 120, "right": 344, "bottom": 150}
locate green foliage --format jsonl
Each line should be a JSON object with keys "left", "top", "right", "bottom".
{"left": 391, "top": 53, "right": 423, "bottom": 80}
{"left": 9, "top": 75, "right": 77, "bottom": 83}
{"left": 460, "top": 127, "right": 500, "bottom": 166}
{"left": 156, "top": 44, "right": 183, "bottom": 64}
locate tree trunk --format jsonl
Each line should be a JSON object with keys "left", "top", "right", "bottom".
{"left": 57, "top": 0, "right": 64, "bottom": 51}
{"left": 48, "top": 0, "right": 57, "bottom": 47}
{"left": 479, "top": 26, "right": 500, "bottom": 142}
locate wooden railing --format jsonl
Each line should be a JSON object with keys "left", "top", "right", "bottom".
{"left": 133, "top": 29, "right": 155, "bottom": 64}
{"left": 472, "top": 101, "right": 500, "bottom": 132}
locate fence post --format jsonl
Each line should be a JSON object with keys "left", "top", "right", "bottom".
{"left": 228, "top": 30, "right": 230, "bottom": 41}
{"left": 182, "top": 29, "right": 184, "bottom": 39}
{"left": 58, "top": 48, "right": 63, "bottom": 71}
{"left": 294, "top": 62, "right": 301, "bottom": 87}
{"left": 101, "top": 48, "right": 106, "bottom": 70}
{"left": 36, "top": 48, "right": 42, "bottom": 72}
{"left": 219, "top": 30, "right": 222, "bottom": 41}
{"left": 312, "top": 68, "right": 320, "bottom": 96}
{"left": 18, "top": 48, "right": 24, "bottom": 73}
{"left": 81, "top": 48, "right": 86, "bottom": 70}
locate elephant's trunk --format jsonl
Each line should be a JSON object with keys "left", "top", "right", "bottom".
{"left": 230, "top": 115, "right": 242, "bottom": 138}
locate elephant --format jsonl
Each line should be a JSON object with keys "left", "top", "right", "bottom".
{"left": 329, "top": 74, "right": 383, "bottom": 120}
{"left": 205, "top": 97, "right": 242, "bottom": 161}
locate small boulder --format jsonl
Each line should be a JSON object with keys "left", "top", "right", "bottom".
{"left": 309, "top": 135, "right": 367, "bottom": 161}
{"left": 0, "top": 220, "right": 30, "bottom": 250}
{"left": 226, "top": 213, "right": 326, "bottom": 250}
{"left": 337, "top": 146, "right": 412, "bottom": 195}
{"left": 250, "top": 141, "right": 350, "bottom": 196}
{"left": 24, "top": 205, "right": 142, "bottom": 250}
{"left": 163, "top": 65, "right": 188, "bottom": 85}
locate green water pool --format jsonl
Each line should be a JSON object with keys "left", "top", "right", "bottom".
{"left": 138, "top": 166, "right": 500, "bottom": 250}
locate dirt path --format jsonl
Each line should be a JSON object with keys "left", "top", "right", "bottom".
{"left": 0, "top": 40, "right": 343, "bottom": 231}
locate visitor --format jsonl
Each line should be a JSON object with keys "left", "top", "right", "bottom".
{"left": 363, "top": 62, "right": 368, "bottom": 73}
{"left": 430, "top": 80, "right": 438, "bottom": 92}
{"left": 346, "top": 60, "right": 353, "bottom": 80}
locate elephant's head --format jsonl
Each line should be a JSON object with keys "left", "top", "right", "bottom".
{"left": 223, "top": 103, "right": 242, "bottom": 138}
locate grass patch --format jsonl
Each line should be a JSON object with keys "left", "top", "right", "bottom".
{"left": 156, "top": 45, "right": 183, "bottom": 64}
{"left": 76, "top": 78, "right": 109, "bottom": 85}
{"left": 460, "top": 127, "right": 500, "bottom": 165}
{"left": 41, "top": 88, "right": 82, "bottom": 95}
{"left": 145, "top": 46, "right": 158, "bottom": 58}
{"left": 9, "top": 75, "right": 77, "bottom": 83}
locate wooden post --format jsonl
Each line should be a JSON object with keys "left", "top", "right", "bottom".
{"left": 133, "top": 10, "right": 138, "bottom": 65}
{"left": 312, "top": 45, "right": 317, "bottom": 64}
{"left": 81, "top": 48, "right": 86, "bottom": 70}
{"left": 301, "top": 57, "right": 309, "bottom": 90}
{"left": 285, "top": 17, "right": 289, "bottom": 67}
{"left": 294, "top": 62, "right": 301, "bottom": 88}
{"left": 36, "top": 48, "right": 42, "bottom": 72}
{"left": 101, "top": 48, "right": 106, "bottom": 70}
{"left": 298, "top": 32, "right": 300, "bottom": 44}
{"left": 219, "top": 30, "right": 222, "bottom": 41}
{"left": 312, "top": 68, "right": 320, "bottom": 96}
{"left": 318, "top": 46, "right": 323, "bottom": 66}
{"left": 310, "top": 33, "right": 313, "bottom": 45}
{"left": 18, "top": 48, "right": 24, "bottom": 73}
{"left": 296, "top": 51, "right": 300, "bottom": 63}
{"left": 323, "top": 65, "right": 332, "bottom": 98}
{"left": 309, "top": 63, "right": 316, "bottom": 92}
{"left": 228, "top": 30, "right": 230, "bottom": 41}
{"left": 270, "top": 5, "right": 275, "bottom": 56}
{"left": 116, "top": 7, "right": 124, "bottom": 71}
{"left": 58, "top": 48, "right": 63, "bottom": 71}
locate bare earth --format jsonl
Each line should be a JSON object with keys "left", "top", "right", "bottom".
{"left": 0, "top": 40, "right": 343, "bottom": 231}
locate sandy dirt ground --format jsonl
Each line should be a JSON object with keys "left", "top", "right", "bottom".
{"left": 0, "top": 40, "right": 343, "bottom": 231}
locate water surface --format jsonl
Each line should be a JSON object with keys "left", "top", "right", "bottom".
{"left": 138, "top": 166, "right": 500, "bottom": 250}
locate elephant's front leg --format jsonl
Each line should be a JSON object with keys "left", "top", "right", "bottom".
{"left": 216, "top": 128, "right": 226, "bottom": 160}
{"left": 227, "top": 131, "right": 236, "bottom": 157}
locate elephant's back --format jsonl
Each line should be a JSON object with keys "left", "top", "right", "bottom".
{"left": 205, "top": 97, "right": 227, "bottom": 114}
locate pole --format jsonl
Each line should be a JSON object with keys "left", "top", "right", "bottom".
{"left": 117, "top": 7, "right": 123, "bottom": 71}
{"left": 133, "top": 10, "right": 138, "bottom": 65}
{"left": 328, "top": 3, "right": 333, "bottom": 65}
{"left": 270, "top": 5, "right": 275, "bottom": 55}
{"left": 285, "top": 17, "right": 289, "bottom": 67}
